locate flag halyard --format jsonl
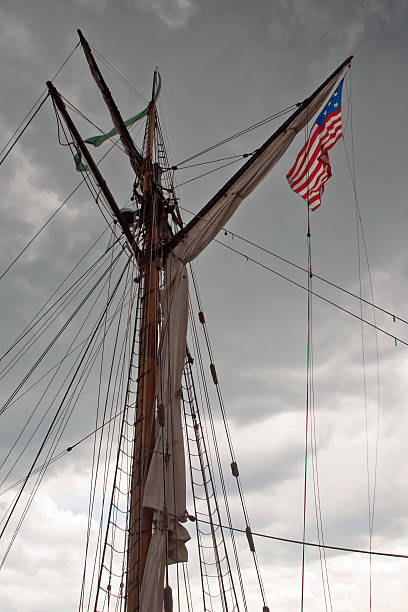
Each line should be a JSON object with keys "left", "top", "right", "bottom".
{"left": 287, "top": 78, "right": 344, "bottom": 210}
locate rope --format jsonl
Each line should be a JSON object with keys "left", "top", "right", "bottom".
{"left": 177, "top": 202, "right": 408, "bottom": 327}
{"left": 0, "top": 41, "right": 79, "bottom": 164}
{"left": 90, "top": 44, "right": 148, "bottom": 104}
{"left": 196, "top": 518, "right": 408, "bottom": 560}
{"left": 213, "top": 238, "right": 408, "bottom": 347}
{"left": 190, "top": 266, "right": 268, "bottom": 607}
{"left": 0, "top": 404, "right": 129, "bottom": 497}
{"left": 0, "top": 248, "right": 125, "bottom": 417}
{"left": 344, "top": 67, "right": 381, "bottom": 612}
{"left": 80, "top": 256, "right": 137, "bottom": 610}
{"left": 0, "top": 249, "right": 127, "bottom": 493}
{"left": 170, "top": 152, "right": 254, "bottom": 170}
{"left": 0, "top": 259, "right": 132, "bottom": 566}
{"left": 175, "top": 104, "right": 297, "bottom": 167}
{"left": 80, "top": 235, "right": 119, "bottom": 607}
{"left": 300, "top": 111, "right": 311, "bottom": 612}
{"left": 0, "top": 93, "right": 50, "bottom": 167}
{"left": 0, "top": 102, "right": 140, "bottom": 284}
{"left": 187, "top": 297, "right": 248, "bottom": 610}
{"left": 174, "top": 157, "right": 244, "bottom": 189}
{"left": 0, "top": 229, "right": 117, "bottom": 372}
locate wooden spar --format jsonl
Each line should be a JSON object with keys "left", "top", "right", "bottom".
{"left": 126, "top": 72, "right": 159, "bottom": 612}
{"left": 72, "top": 47, "right": 160, "bottom": 601}
{"left": 50, "top": 40, "right": 162, "bottom": 606}
{"left": 77, "top": 31, "right": 170, "bottom": 233}
{"left": 166, "top": 54, "right": 353, "bottom": 254}
{"left": 77, "top": 29, "right": 144, "bottom": 175}
{"left": 46, "top": 80, "right": 142, "bottom": 262}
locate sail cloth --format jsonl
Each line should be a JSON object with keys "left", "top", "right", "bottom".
{"left": 286, "top": 78, "right": 344, "bottom": 210}
{"left": 140, "top": 65, "right": 348, "bottom": 612}
{"left": 142, "top": 254, "right": 191, "bottom": 549}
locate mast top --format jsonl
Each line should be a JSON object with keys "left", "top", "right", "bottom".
{"left": 77, "top": 28, "right": 144, "bottom": 173}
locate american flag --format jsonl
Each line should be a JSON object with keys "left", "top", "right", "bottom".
{"left": 286, "top": 78, "right": 344, "bottom": 210}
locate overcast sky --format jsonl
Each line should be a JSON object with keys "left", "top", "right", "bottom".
{"left": 0, "top": 1, "right": 408, "bottom": 611}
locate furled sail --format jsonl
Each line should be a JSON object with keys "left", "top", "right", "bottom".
{"left": 140, "top": 56, "right": 352, "bottom": 612}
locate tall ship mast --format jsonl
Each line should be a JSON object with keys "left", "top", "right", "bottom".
{"left": 4, "top": 29, "right": 403, "bottom": 612}
{"left": 45, "top": 33, "right": 350, "bottom": 607}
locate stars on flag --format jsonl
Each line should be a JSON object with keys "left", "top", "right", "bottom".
{"left": 286, "top": 78, "right": 345, "bottom": 210}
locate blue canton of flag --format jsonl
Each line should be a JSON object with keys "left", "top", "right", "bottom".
{"left": 287, "top": 78, "right": 344, "bottom": 210}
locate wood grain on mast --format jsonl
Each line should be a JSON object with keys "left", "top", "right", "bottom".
{"left": 127, "top": 72, "right": 159, "bottom": 612}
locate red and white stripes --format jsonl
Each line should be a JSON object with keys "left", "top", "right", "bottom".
{"left": 287, "top": 109, "right": 342, "bottom": 210}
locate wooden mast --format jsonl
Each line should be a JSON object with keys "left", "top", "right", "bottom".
{"left": 51, "top": 33, "right": 161, "bottom": 607}
{"left": 45, "top": 81, "right": 142, "bottom": 263}
{"left": 72, "top": 34, "right": 160, "bottom": 607}
{"left": 77, "top": 29, "right": 144, "bottom": 174}
{"left": 126, "top": 72, "right": 159, "bottom": 612}
{"left": 45, "top": 46, "right": 356, "bottom": 611}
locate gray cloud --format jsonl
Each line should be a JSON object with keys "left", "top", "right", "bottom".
{"left": 1, "top": 0, "right": 408, "bottom": 610}
{"left": 129, "top": 0, "right": 197, "bottom": 28}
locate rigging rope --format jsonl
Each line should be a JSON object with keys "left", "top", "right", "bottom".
{"left": 343, "top": 67, "right": 381, "bottom": 612}
{"left": 175, "top": 104, "right": 297, "bottom": 167}
{"left": 1, "top": 294, "right": 132, "bottom": 575}
{"left": 80, "top": 235, "right": 122, "bottom": 607}
{"left": 0, "top": 258, "right": 132, "bottom": 567}
{"left": 0, "top": 248, "right": 129, "bottom": 495}
{"left": 0, "top": 101, "right": 140, "bottom": 284}
{"left": 0, "top": 405, "right": 128, "bottom": 497}
{"left": 171, "top": 152, "right": 254, "bottom": 170}
{"left": 80, "top": 254, "right": 138, "bottom": 611}
{"left": 0, "top": 249, "right": 125, "bottom": 417}
{"left": 0, "top": 41, "right": 79, "bottom": 165}
{"left": 90, "top": 44, "right": 148, "bottom": 104}
{"left": 174, "top": 157, "right": 244, "bottom": 189}
{"left": 187, "top": 298, "right": 249, "bottom": 611}
{"left": 189, "top": 266, "right": 270, "bottom": 608}
{"left": 213, "top": 238, "right": 408, "bottom": 347}
{"left": 300, "top": 112, "right": 310, "bottom": 612}
{"left": 301, "top": 165, "right": 333, "bottom": 612}
{"left": 178, "top": 202, "right": 408, "bottom": 327}
{"left": 0, "top": 93, "right": 50, "bottom": 167}
{"left": 0, "top": 229, "right": 119, "bottom": 373}
{"left": 182, "top": 350, "right": 242, "bottom": 611}
{"left": 196, "top": 518, "right": 408, "bottom": 560}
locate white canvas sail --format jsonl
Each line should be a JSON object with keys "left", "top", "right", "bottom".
{"left": 140, "top": 62, "right": 349, "bottom": 612}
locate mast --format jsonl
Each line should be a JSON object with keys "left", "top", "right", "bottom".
{"left": 45, "top": 81, "right": 142, "bottom": 262}
{"left": 74, "top": 32, "right": 160, "bottom": 607}
{"left": 127, "top": 73, "right": 159, "bottom": 612}
{"left": 77, "top": 29, "right": 144, "bottom": 174}
{"left": 49, "top": 33, "right": 162, "bottom": 606}
{"left": 45, "top": 44, "right": 353, "bottom": 611}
